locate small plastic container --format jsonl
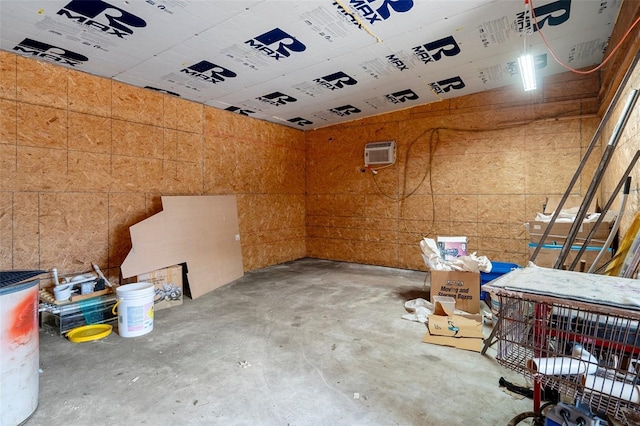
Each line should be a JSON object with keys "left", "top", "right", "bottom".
{"left": 433, "top": 295, "right": 456, "bottom": 314}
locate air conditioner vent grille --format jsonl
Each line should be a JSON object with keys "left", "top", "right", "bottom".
{"left": 364, "top": 141, "right": 395, "bottom": 166}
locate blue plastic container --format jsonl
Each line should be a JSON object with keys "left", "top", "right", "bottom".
{"left": 480, "top": 262, "right": 521, "bottom": 301}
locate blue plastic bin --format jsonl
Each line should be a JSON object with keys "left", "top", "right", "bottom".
{"left": 480, "top": 262, "right": 521, "bottom": 301}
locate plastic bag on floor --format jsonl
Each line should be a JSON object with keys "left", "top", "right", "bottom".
{"left": 402, "top": 298, "right": 433, "bottom": 323}
{"left": 402, "top": 298, "right": 471, "bottom": 323}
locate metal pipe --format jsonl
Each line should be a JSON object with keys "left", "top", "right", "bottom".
{"left": 569, "top": 152, "right": 639, "bottom": 270}
{"left": 530, "top": 49, "right": 640, "bottom": 263}
{"left": 588, "top": 176, "right": 632, "bottom": 273}
{"left": 553, "top": 89, "right": 639, "bottom": 269}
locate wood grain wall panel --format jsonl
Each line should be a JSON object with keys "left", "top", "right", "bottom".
{"left": 398, "top": 242, "right": 424, "bottom": 271}
{"left": 409, "top": 99, "right": 450, "bottom": 117}
{"left": 364, "top": 227, "right": 398, "bottom": 244}
{"left": 450, "top": 86, "right": 540, "bottom": 113}
{"left": 525, "top": 150, "right": 581, "bottom": 195}
{"left": 163, "top": 129, "right": 178, "bottom": 161}
{"left": 3, "top": 47, "right": 630, "bottom": 279}
{"left": 164, "top": 95, "right": 203, "bottom": 132}
{"left": 399, "top": 195, "right": 440, "bottom": 222}
{"left": 67, "top": 69, "right": 111, "bottom": 117}
{"left": 543, "top": 73, "right": 600, "bottom": 103}
{"left": 307, "top": 70, "right": 602, "bottom": 269}
{"left": 0, "top": 99, "right": 16, "bottom": 144}
{"left": 448, "top": 193, "right": 478, "bottom": 223}
{"left": 17, "top": 103, "right": 67, "bottom": 149}
{"left": 478, "top": 195, "right": 511, "bottom": 223}
{"left": 0, "top": 52, "right": 16, "bottom": 100}
{"left": 0, "top": 145, "right": 16, "bottom": 191}
{"left": 202, "top": 135, "right": 236, "bottom": 194}
{"left": 108, "top": 193, "right": 147, "bottom": 275}
{"left": 110, "top": 156, "right": 163, "bottom": 193}
{"left": 237, "top": 193, "right": 305, "bottom": 270}
{"left": 68, "top": 112, "right": 111, "bottom": 153}
{"left": 175, "top": 130, "right": 203, "bottom": 162}
{"left": 15, "top": 146, "right": 67, "bottom": 191}
{"left": 12, "top": 192, "right": 39, "bottom": 269}
{"left": 112, "top": 120, "right": 163, "bottom": 158}
{"left": 38, "top": 193, "right": 109, "bottom": 273}
{"left": 2, "top": 51, "right": 306, "bottom": 279}
{"left": 364, "top": 194, "right": 399, "bottom": 219}
{"left": 112, "top": 81, "right": 163, "bottom": 126}
{"left": 67, "top": 151, "right": 112, "bottom": 192}
{"left": 16, "top": 56, "right": 67, "bottom": 109}
{"left": 173, "top": 160, "right": 203, "bottom": 194}
{"left": 0, "top": 192, "right": 12, "bottom": 269}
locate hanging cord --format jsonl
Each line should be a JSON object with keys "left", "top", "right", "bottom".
{"left": 528, "top": 0, "right": 640, "bottom": 74}
{"left": 368, "top": 105, "right": 585, "bottom": 241}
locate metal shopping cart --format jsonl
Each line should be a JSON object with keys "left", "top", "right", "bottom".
{"left": 484, "top": 266, "right": 640, "bottom": 425}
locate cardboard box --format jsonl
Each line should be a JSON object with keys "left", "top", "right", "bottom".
{"left": 529, "top": 243, "right": 612, "bottom": 271}
{"left": 527, "top": 220, "right": 612, "bottom": 245}
{"left": 422, "top": 301, "right": 484, "bottom": 352}
{"left": 430, "top": 270, "right": 480, "bottom": 314}
{"left": 436, "top": 236, "right": 468, "bottom": 260}
{"left": 137, "top": 264, "right": 184, "bottom": 311}
{"left": 543, "top": 196, "right": 597, "bottom": 215}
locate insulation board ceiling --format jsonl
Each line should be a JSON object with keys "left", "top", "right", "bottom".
{"left": 0, "top": 0, "right": 623, "bottom": 130}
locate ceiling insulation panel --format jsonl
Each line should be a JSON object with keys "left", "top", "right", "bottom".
{"left": 0, "top": 0, "right": 623, "bottom": 130}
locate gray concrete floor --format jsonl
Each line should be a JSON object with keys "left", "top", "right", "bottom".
{"left": 29, "top": 258, "right": 533, "bottom": 425}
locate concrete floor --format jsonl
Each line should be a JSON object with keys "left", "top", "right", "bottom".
{"left": 28, "top": 258, "right": 533, "bottom": 425}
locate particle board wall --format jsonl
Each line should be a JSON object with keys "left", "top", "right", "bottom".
{"left": 306, "top": 71, "right": 603, "bottom": 270}
{"left": 600, "top": 56, "right": 640, "bottom": 238}
{"left": 0, "top": 50, "right": 306, "bottom": 286}
{"left": 594, "top": 0, "right": 640, "bottom": 244}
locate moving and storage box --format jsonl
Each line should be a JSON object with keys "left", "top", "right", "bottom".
{"left": 137, "top": 264, "right": 185, "bottom": 311}
{"left": 430, "top": 270, "right": 480, "bottom": 314}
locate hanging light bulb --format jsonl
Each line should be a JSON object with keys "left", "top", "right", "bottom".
{"left": 518, "top": 54, "right": 537, "bottom": 91}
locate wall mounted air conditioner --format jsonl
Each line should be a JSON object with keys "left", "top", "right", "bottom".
{"left": 364, "top": 141, "right": 396, "bottom": 166}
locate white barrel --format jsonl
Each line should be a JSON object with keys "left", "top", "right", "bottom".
{"left": 1, "top": 279, "right": 40, "bottom": 425}
{"left": 114, "top": 283, "right": 155, "bottom": 338}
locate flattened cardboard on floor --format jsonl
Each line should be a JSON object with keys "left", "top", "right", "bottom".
{"left": 121, "top": 196, "right": 244, "bottom": 299}
{"left": 422, "top": 302, "right": 484, "bottom": 352}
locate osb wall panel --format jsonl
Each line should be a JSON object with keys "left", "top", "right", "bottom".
{"left": 595, "top": 0, "right": 640, "bottom": 245}
{"left": 203, "top": 108, "right": 306, "bottom": 271}
{"left": 600, "top": 59, "right": 640, "bottom": 236}
{"left": 306, "top": 72, "right": 602, "bottom": 271}
{"left": 0, "top": 51, "right": 305, "bottom": 286}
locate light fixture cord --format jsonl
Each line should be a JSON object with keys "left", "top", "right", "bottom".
{"left": 528, "top": 0, "right": 640, "bottom": 75}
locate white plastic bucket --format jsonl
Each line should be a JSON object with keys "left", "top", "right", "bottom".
{"left": 1, "top": 279, "right": 40, "bottom": 425}
{"left": 113, "top": 283, "right": 155, "bottom": 337}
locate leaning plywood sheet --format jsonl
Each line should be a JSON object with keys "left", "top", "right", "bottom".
{"left": 121, "top": 195, "right": 243, "bottom": 299}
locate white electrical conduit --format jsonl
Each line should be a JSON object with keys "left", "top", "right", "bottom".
{"left": 588, "top": 177, "right": 631, "bottom": 273}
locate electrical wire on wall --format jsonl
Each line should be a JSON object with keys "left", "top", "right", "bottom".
{"left": 368, "top": 102, "right": 589, "bottom": 242}
{"left": 363, "top": 2, "right": 640, "bottom": 243}
{"left": 528, "top": 0, "right": 640, "bottom": 75}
